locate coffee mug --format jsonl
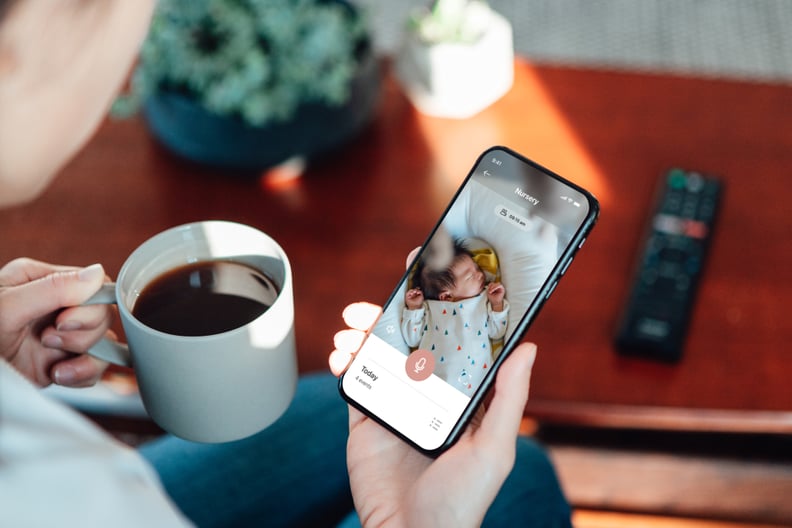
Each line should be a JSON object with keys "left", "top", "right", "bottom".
{"left": 85, "top": 221, "right": 297, "bottom": 443}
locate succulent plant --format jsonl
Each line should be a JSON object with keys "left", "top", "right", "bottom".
{"left": 408, "top": 0, "right": 493, "bottom": 44}
{"left": 114, "top": 0, "right": 369, "bottom": 127}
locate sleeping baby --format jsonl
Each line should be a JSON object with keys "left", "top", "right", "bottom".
{"left": 400, "top": 237, "right": 509, "bottom": 396}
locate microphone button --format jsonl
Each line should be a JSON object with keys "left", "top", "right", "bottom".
{"left": 406, "top": 349, "right": 435, "bottom": 382}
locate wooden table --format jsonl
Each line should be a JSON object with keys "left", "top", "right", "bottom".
{"left": 2, "top": 59, "right": 790, "bottom": 435}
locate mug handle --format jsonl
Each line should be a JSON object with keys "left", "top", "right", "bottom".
{"left": 83, "top": 282, "right": 133, "bottom": 368}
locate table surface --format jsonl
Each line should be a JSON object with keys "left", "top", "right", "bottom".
{"left": 3, "top": 59, "right": 790, "bottom": 434}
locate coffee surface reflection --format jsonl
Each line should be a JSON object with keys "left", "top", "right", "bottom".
{"left": 132, "top": 260, "right": 279, "bottom": 336}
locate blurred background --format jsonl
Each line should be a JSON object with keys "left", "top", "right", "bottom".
{"left": 360, "top": 0, "right": 792, "bottom": 83}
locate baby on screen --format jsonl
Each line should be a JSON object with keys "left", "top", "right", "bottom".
{"left": 400, "top": 237, "right": 509, "bottom": 396}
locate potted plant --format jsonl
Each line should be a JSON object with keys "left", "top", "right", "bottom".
{"left": 394, "top": 0, "right": 514, "bottom": 119}
{"left": 114, "top": 0, "right": 381, "bottom": 171}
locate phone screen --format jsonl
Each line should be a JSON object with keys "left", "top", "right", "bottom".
{"left": 339, "top": 146, "right": 599, "bottom": 455}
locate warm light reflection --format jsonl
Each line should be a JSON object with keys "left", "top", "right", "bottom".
{"left": 412, "top": 59, "right": 612, "bottom": 210}
{"left": 259, "top": 155, "right": 307, "bottom": 209}
{"left": 260, "top": 156, "right": 305, "bottom": 189}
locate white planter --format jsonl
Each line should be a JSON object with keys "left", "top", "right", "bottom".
{"left": 394, "top": 9, "right": 514, "bottom": 119}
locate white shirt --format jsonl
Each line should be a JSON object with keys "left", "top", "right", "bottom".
{"left": 0, "top": 359, "right": 192, "bottom": 527}
{"left": 401, "top": 293, "right": 509, "bottom": 395}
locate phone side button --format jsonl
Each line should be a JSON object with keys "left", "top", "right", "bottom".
{"left": 545, "top": 281, "right": 558, "bottom": 300}
{"left": 560, "top": 258, "right": 573, "bottom": 276}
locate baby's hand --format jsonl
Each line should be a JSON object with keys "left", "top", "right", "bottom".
{"left": 405, "top": 288, "right": 424, "bottom": 309}
{"left": 487, "top": 282, "right": 506, "bottom": 311}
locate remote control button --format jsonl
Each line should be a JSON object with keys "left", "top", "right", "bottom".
{"left": 654, "top": 214, "right": 683, "bottom": 235}
{"left": 685, "top": 220, "right": 709, "bottom": 239}
{"left": 686, "top": 172, "right": 705, "bottom": 192}
{"left": 649, "top": 233, "right": 667, "bottom": 249}
{"left": 659, "top": 247, "right": 686, "bottom": 263}
{"left": 685, "top": 256, "right": 701, "bottom": 274}
{"left": 636, "top": 317, "right": 671, "bottom": 339}
{"left": 641, "top": 268, "right": 659, "bottom": 286}
{"left": 697, "top": 199, "right": 717, "bottom": 222}
{"left": 663, "top": 191, "right": 684, "bottom": 214}
{"left": 658, "top": 262, "right": 681, "bottom": 278}
{"left": 668, "top": 169, "right": 687, "bottom": 189}
{"left": 681, "top": 197, "right": 699, "bottom": 218}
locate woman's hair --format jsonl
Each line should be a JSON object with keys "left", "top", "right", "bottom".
{"left": 1, "top": 1, "right": 16, "bottom": 21}
{"left": 412, "top": 238, "right": 473, "bottom": 300}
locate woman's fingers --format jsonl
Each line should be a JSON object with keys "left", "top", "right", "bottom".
{"left": 477, "top": 343, "right": 536, "bottom": 448}
{"left": 341, "top": 302, "right": 382, "bottom": 331}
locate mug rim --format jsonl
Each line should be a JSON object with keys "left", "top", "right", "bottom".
{"left": 115, "top": 220, "right": 292, "bottom": 341}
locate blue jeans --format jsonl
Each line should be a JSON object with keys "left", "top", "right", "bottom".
{"left": 140, "top": 372, "right": 572, "bottom": 527}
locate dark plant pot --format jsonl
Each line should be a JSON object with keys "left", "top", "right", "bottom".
{"left": 143, "top": 46, "right": 381, "bottom": 172}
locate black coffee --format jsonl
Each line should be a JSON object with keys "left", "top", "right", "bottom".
{"left": 133, "top": 260, "right": 279, "bottom": 336}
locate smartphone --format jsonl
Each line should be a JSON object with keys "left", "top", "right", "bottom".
{"left": 339, "top": 146, "right": 599, "bottom": 456}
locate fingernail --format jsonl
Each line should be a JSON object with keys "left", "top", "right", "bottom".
{"left": 53, "top": 365, "right": 76, "bottom": 386}
{"left": 57, "top": 320, "right": 83, "bottom": 332}
{"left": 78, "top": 263, "right": 104, "bottom": 282}
{"left": 342, "top": 302, "right": 382, "bottom": 330}
{"left": 42, "top": 335, "right": 63, "bottom": 349}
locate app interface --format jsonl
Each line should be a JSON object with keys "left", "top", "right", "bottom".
{"left": 342, "top": 149, "right": 593, "bottom": 451}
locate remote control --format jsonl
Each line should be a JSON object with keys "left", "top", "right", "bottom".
{"left": 615, "top": 168, "right": 722, "bottom": 362}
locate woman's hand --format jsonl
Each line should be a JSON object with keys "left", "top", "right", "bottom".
{"left": 0, "top": 258, "right": 113, "bottom": 387}
{"left": 329, "top": 302, "right": 536, "bottom": 527}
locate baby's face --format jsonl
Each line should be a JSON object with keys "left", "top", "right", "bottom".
{"left": 447, "top": 255, "right": 485, "bottom": 300}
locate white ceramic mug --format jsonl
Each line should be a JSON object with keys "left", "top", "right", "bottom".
{"left": 86, "top": 221, "right": 297, "bottom": 443}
